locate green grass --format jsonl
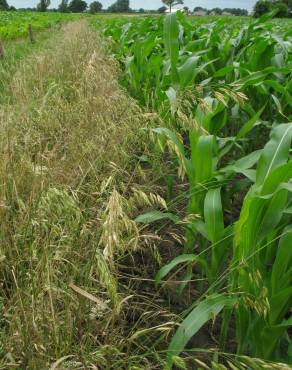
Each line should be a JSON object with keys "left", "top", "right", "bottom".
{"left": 0, "top": 26, "right": 65, "bottom": 100}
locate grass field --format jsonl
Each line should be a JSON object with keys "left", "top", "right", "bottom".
{"left": 0, "top": 10, "right": 292, "bottom": 370}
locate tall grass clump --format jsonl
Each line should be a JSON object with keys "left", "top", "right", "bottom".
{"left": 0, "top": 20, "right": 165, "bottom": 369}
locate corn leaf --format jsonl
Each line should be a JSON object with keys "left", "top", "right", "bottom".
{"left": 155, "top": 254, "right": 197, "bottom": 285}
{"left": 166, "top": 294, "right": 237, "bottom": 369}
{"left": 204, "top": 188, "right": 224, "bottom": 244}
{"left": 237, "top": 106, "right": 266, "bottom": 139}
{"left": 135, "top": 211, "right": 179, "bottom": 224}
{"left": 164, "top": 13, "right": 179, "bottom": 85}
{"left": 256, "top": 123, "right": 292, "bottom": 186}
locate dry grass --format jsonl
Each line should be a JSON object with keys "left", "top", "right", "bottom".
{"left": 0, "top": 20, "right": 169, "bottom": 369}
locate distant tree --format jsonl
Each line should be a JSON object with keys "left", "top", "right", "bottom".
{"left": 108, "top": 0, "right": 130, "bottom": 12}
{"left": 254, "top": 0, "right": 271, "bottom": 16}
{"left": 158, "top": 5, "right": 167, "bottom": 13}
{"left": 68, "top": 0, "right": 87, "bottom": 12}
{"left": 222, "top": 7, "right": 248, "bottom": 15}
{"left": 0, "top": 0, "right": 9, "bottom": 10}
{"left": 239, "top": 8, "right": 248, "bottom": 15}
{"left": 138, "top": 8, "right": 145, "bottom": 13}
{"left": 283, "top": 0, "right": 292, "bottom": 8}
{"left": 37, "top": 0, "right": 51, "bottom": 12}
{"left": 254, "top": 0, "right": 292, "bottom": 16}
{"left": 9, "top": 5, "right": 16, "bottom": 10}
{"left": 162, "top": 0, "right": 184, "bottom": 12}
{"left": 281, "top": 0, "right": 292, "bottom": 15}
{"left": 274, "top": 1, "right": 289, "bottom": 16}
{"left": 183, "top": 6, "right": 189, "bottom": 13}
{"left": 210, "top": 7, "right": 222, "bottom": 14}
{"left": 193, "top": 6, "right": 206, "bottom": 12}
{"left": 58, "top": 0, "right": 69, "bottom": 12}
{"left": 89, "top": 1, "right": 102, "bottom": 13}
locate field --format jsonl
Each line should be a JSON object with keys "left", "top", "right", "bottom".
{"left": 0, "top": 11, "right": 79, "bottom": 39}
{"left": 94, "top": 12, "right": 292, "bottom": 368}
{"left": 0, "top": 10, "right": 292, "bottom": 370}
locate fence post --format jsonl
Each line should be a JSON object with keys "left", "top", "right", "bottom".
{"left": 0, "top": 41, "right": 4, "bottom": 59}
{"left": 28, "top": 24, "right": 34, "bottom": 43}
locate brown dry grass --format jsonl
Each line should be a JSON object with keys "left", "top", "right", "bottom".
{"left": 0, "top": 20, "right": 169, "bottom": 369}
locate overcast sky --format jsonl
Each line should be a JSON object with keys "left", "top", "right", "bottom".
{"left": 8, "top": 0, "right": 257, "bottom": 11}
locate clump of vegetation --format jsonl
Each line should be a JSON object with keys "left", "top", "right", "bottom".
{"left": 37, "top": 0, "right": 50, "bottom": 12}
{"left": 0, "top": 11, "right": 79, "bottom": 39}
{"left": 254, "top": 0, "right": 292, "bottom": 17}
{"left": 108, "top": 0, "right": 130, "bottom": 13}
{"left": 0, "top": 8, "right": 291, "bottom": 370}
{"left": 94, "top": 11, "right": 292, "bottom": 368}
{"left": 68, "top": 0, "right": 88, "bottom": 13}
{"left": 89, "top": 1, "right": 102, "bottom": 14}
{"left": 0, "top": 0, "right": 8, "bottom": 11}
{"left": 0, "top": 19, "right": 160, "bottom": 369}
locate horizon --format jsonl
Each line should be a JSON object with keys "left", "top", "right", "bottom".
{"left": 8, "top": 1, "right": 257, "bottom": 11}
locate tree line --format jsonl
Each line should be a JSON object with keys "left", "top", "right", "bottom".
{"left": 1, "top": 0, "right": 291, "bottom": 17}
{"left": 0, "top": 0, "right": 249, "bottom": 15}
{"left": 0, "top": 0, "right": 124, "bottom": 13}
{"left": 254, "top": 0, "right": 292, "bottom": 17}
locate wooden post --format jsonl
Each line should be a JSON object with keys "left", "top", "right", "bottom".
{"left": 28, "top": 24, "right": 34, "bottom": 43}
{"left": 0, "top": 41, "right": 4, "bottom": 59}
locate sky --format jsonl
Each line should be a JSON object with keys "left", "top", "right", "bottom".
{"left": 9, "top": 0, "right": 257, "bottom": 11}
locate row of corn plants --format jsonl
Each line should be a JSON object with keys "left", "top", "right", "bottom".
{"left": 93, "top": 12, "right": 292, "bottom": 368}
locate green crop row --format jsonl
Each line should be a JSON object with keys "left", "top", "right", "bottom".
{"left": 0, "top": 11, "right": 80, "bottom": 40}
{"left": 93, "top": 12, "right": 292, "bottom": 368}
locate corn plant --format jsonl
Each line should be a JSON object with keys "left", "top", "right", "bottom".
{"left": 230, "top": 123, "right": 292, "bottom": 360}
{"left": 95, "top": 10, "right": 292, "bottom": 368}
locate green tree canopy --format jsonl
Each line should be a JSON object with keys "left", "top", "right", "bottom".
{"left": 68, "top": 0, "right": 87, "bottom": 12}
{"left": 274, "top": 1, "right": 289, "bottom": 16}
{"left": 37, "top": 0, "right": 51, "bottom": 12}
{"left": 58, "top": 0, "right": 69, "bottom": 12}
{"left": 211, "top": 7, "right": 223, "bottom": 14}
{"left": 0, "top": 0, "right": 9, "bottom": 10}
{"left": 254, "top": 0, "right": 291, "bottom": 17}
{"left": 108, "top": 0, "right": 130, "bottom": 13}
{"left": 89, "top": 1, "right": 102, "bottom": 13}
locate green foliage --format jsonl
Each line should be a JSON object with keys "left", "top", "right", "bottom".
{"left": 108, "top": 0, "right": 130, "bottom": 13}
{"left": 0, "top": 0, "right": 8, "bottom": 11}
{"left": 94, "top": 12, "right": 292, "bottom": 368}
{"left": 0, "top": 11, "right": 79, "bottom": 39}
{"left": 58, "top": 0, "right": 69, "bottom": 12}
{"left": 254, "top": 0, "right": 292, "bottom": 17}
{"left": 89, "top": 1, "right": 102, "bottom": 14}
{"left": 68, "top": 0, "right": 87, "bottom": 13}
{"left": 166, "top": 294, "right": 237, "bottom": 368}
{"left": 37, "top": 0, "right": 51, "bottom": 12}
{"left": 274, "top": 1, "right": 289, "bottom": 17}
